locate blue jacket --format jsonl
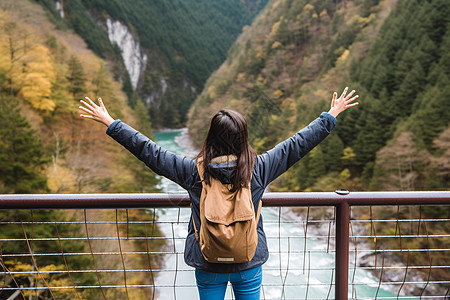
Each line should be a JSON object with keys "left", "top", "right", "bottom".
{"left": 106, "top": 112, "right": 337, "bottom": 273}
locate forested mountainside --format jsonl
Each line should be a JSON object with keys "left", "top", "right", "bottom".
{"left": 33, "top": 0, "right": 268, "bottom": 128}
{"left": 188, "top": 0, "right": 450, "bottom": 193}
{"left": 187, "top": 0, "right": 450, "bottom": 286}
{"left": 0, "top": 1, "right": 163, "bottom": 297}
{"left": 1, "top": 0, "right": 449, "bottom": 295}
{"left": 0, "top": 0, "right": 158, "bottom": 195}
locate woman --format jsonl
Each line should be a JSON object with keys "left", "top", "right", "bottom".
{"left": 79, "top": 87, "right": 358, "bottom": 300}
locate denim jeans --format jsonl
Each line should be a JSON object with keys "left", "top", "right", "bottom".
{"left": 195, "top": 265, "right": 262, "bottom": 300}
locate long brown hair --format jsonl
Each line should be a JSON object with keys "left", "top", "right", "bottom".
{"left": 197, "top": 109, "right": 257, "bottom": 192}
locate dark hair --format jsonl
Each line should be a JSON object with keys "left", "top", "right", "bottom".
{"left": 197, "top": 109, "right": 257, "bottom": 192}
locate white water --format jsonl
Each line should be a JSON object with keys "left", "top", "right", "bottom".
{"left": 152, "top": 129, "right": 414, "bottom": 300}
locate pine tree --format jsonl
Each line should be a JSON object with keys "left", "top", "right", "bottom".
{"left": 307, "top": 147, "right": 326, "bottom": 187}
{"left": 391, "top": 60, "right": 425, "bottom": 117}
{"left": 322, "top": 133, "right": 344, "bottom": 172}
{"left": 92, "top": 63, "right": 111, "bottom": 98}
{"left": 0, "top": 96, "right": 48, "bottom": 193}
{"left": 411, "top": 74, "right": 450, "bottom": 147}
{"left": 50, "top": 61, "right": 72, "bottom": 113}
{"left": 66, "top": 55, "right": 87, "bottom": 98}
{"left": 354, "top": 98, "right": 386, "bottom": 166}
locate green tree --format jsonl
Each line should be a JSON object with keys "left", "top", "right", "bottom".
{"left": 50, "top": 62, "right": 72, "bottom": 113}
{"left": 92, "top": 63, "right": 111, "bottom": 98}
{"left": 307, "top": 147, "right": 326, "bottom": 187}
{"left": 66, "top": 55, "right": 87, "bottom": 98}
{"left": 0, "top": 97, "right": 48, "bottom": 193}
{"left": 353, "top": 98, "right": 386, "bottom": 166}
{"left": 322, "top": 133, "right": 344, "bottom": 172}
{"left": 410, "top": 75, "right": 450, "bottom": 148}
{"left": 391, "top": 60, "right": 425, "bottom": 117}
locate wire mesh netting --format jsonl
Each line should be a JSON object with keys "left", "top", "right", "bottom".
{"left": 0, "top": 204, "right": 449, "bottom": 300}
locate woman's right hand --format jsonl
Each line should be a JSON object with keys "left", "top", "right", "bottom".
{"left": 328, "top": 87, "right": 359, "bottom": 118}
{"left": 79, "top": 97, "right": 115, "bottom": 127}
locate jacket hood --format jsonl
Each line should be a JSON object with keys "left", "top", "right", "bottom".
{"left": 209, "top": 155, "right": 237, "bottom": 185}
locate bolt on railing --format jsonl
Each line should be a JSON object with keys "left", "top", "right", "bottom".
{"left": 0, "top": 191, "right": 449, "bottom": 299}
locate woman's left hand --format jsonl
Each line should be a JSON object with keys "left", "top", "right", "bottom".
{"left": 328, "top": 87, "right": 359, "bottom": 118}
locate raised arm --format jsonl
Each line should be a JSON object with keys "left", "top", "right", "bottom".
{"left": 255, "top": 87, "right": 359, "bottom": 187}
{"left": 79, "top": 97, "right": 197, "bottom": 190}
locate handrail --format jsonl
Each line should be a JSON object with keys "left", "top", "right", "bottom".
{"left": 1, "top": 191, "right": 449, "bottom": 209}
{"left": 1, "top": 191, "right": 449, "bottom": 300}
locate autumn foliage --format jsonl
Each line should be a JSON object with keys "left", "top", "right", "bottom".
{"left": 188, "top": 0, "right": 450, "bottom": 192}
{"left": 0, "top": 3, "right": 161, "bottom": 298}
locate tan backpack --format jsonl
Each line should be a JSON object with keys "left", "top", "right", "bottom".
{"left": 193, "top": 155, "right": 262, "bottom": 264}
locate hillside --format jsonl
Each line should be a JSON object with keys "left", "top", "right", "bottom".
{"left": 0, "top": 0, "right": 449, "bottom": 296}
{"left": 0, "top": 0, "right": 159, "bottom": 194}
{"left": 186, "top": 0, "right": 450, "bottom": 288}
{"left": 33, "top": 0, "right": 268, "bottom": 128}
{"left": 187, "top": 0, "right": 450, "bottom": 193}
{"left": 0, "top": 1, "right": 164, "bottom": 297}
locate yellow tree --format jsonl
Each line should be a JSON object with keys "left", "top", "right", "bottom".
{"left": 1, "top": 20, "right": 56, "bottom": 111}
{"left": 0, "top": 36, "right": 8, "bottom": 92}
{"left": 12, "top": 44, "right": 56, "bottom": 111}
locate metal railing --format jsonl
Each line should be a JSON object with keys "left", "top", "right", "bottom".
{"left": 0, "top": 191, "right": 449, "bottom": 300}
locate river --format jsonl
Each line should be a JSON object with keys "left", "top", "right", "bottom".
{"left": 152, "top": 129, "right": 415, "bottom": 300}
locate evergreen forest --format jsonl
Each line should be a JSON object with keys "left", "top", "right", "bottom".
{"left": 188, "top": 0, "right": 450, "bottom": 194}
{"left": 186, "top": 0, "right": 450, "bottom": 287}
{"left": 34, "top": 0, "right": 268, "bottom": 128}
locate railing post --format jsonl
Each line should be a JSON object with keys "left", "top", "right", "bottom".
{"left": 335, "top": 200, "right": 350, "bottom": 299}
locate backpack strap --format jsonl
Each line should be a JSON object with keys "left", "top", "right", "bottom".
{"left": 255, "top": 199, "right": 262, "bottom": 223}
{"left": 192, "top": 213, "right": 199, "bottom": 241}
{"left": 192, "top": 200, "right": 262, "bottom": 242}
